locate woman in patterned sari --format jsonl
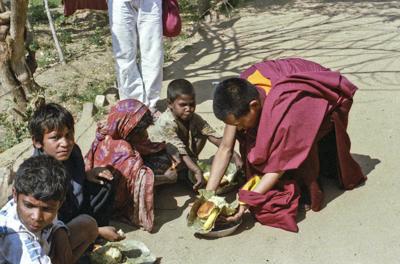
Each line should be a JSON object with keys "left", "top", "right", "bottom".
{"left": 85, "top": 99, "right": 176, "bottom": 231}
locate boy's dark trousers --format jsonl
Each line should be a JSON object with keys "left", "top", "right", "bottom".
{"left": 59, "top": 180, "right": 115, "bottom": 227}
{"left": 81, "top": 180, "right": 115, "bottom": 226}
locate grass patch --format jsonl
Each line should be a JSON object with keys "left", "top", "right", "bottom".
{"left": 88, "top": 27, "right": 108, "bottom": 47}
{"left": 0, "top": 107, "right": 35, "bottom": 153}
{"left": 77, "top": 79, "right": 114, "bottom": 103}
{"left": 29, "top": 0, "right": 63, "bottom": 23}
{"left": 37, "top": 49, "right": 59, "bottom": 68}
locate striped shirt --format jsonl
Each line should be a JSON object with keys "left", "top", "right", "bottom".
{"left": 0, "top": 200, "right": 66, "bottom": 264}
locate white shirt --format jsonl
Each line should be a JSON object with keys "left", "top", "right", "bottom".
{"left": 0, "top": 200, "right": 66, "bottom": 264}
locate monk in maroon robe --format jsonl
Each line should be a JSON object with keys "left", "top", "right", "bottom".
{"left": 206, "top": 58, "right": 366, "bottom": 232}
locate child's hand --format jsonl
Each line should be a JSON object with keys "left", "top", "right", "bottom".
{"left": 165, "top": 144, "right": 181, "bottom": 166}
{"left": 87, "top": 167, "right": 113, "bottom": 185}
{"left": 163, "top": 167, "right": 178, "bottom": 182}
{"left": 192, "top": 170, "right": 205, "bottom": 190}
{"left": 98, "top": 226, "right": 125, "bottom": 242}
{"left": 232, "top": 152, "right": 243, "bottom": 170}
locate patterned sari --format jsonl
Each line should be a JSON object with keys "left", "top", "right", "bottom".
{"left": 85, "top": 99, "right": 165, "bottom": 231}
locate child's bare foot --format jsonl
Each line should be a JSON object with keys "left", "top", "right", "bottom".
{"left": 98, "top": 226, "right": 125, "bottom": 242}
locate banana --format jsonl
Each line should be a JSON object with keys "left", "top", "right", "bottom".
{"left": 203, "top": 208, "right": 219, "bottom": 230}
{"left": 241, "top": 175, "right": 261, "bottom": 191}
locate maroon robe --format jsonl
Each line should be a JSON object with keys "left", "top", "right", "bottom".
{"left": 63, "top": 0, "right": 107, "bottom": 16}
{"left": 238, "top": 58, "right": 366, "bottom": 232}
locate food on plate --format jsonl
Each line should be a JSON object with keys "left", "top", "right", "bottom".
{"left": 117, "top": 229, "right": 125, "bottom": 237}
{"left": 90, "top": 245, "right": 124, "bottom": 264}
{"left": 187, "top": 189, "right": 239, "bottom": 233}
{"left": 203, "top": 171, "right": 233, "bottom": 186}
{"left": 105, "top": 247, "right": 123, "bottom": 262}
{"left": 89, "top": 240, "right": 157, "bottom": 264}
{"left": 197, "top": 201, "right": 216, "bottom": 219}
{"left": 196, "top": 201, "right": 219, "bottom": 230}
{"left": 190, "top": 159, "right": 242, "bottom": 194}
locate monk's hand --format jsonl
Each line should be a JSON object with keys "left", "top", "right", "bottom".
{"left": 192, "top": 170, "right": 205, "bottom": 191}
{"left": 225, "top": 204, "right": 248, "bottom": 222}
{"left": 86, "top": 167, "right": 113, "bottom": 185}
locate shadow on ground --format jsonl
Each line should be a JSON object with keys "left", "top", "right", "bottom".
{"left": 164, "top": 0, "right": 400, "bottom": 105}
{"left": 151, "top": 183, "right": 197, "bottom": 233}
{"left": 322, "top": 153, "right": 380, "bottom": 207}
{"left": 298, "top": 152, "right": 380, "bottom": 224}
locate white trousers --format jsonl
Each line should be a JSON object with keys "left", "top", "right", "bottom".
{"left": 108, "top": 0, "right": 163, "bottom": 108}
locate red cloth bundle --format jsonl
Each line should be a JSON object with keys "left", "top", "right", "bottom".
{"left": 239, "top": 180, "right": 300, "bottom": 232}
{"left": 63, "top": 0, "right": 107, "bottom": 16}
{"left": 162, "top": 0, "right": 182, "bottom": 37}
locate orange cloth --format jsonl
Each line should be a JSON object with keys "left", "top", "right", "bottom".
{"left": 246, "top": 70, "right": 272, "bottom": 95}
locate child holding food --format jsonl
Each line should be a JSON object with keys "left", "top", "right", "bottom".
{"left": 149, "top": 79, "right": 242, "bottom": 190}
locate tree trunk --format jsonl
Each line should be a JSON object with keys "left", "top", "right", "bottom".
{"left": 0, "top": 0, "right": 40, "bottom": 120}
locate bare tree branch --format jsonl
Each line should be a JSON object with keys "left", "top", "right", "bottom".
{"left": 43, "top": 0, "right": 65, "bottom": 64}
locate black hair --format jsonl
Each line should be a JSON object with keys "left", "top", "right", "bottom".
{"left": 131, "top": 110, "right": 153, "bottom": 135}
{"left": 213, "top": 77, "right": 259, "bottom": 121}
{"left": 28, "top": 103, "right": 74, "bottom": 144}
{"left": 14, "top": 155, "right": 69, "bottom": 201}
{"left": 167, "top": 79, "right": 195, "bottom": 103}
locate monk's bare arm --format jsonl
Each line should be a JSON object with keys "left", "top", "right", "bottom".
{"left": 206, "top": 125, "right": 237, "bottom": 191}
{"left": 252, "top": 171, "right": 284, "bottom": 194}
{"left": 208, "top": 135, "right": 242, "bottom": 169}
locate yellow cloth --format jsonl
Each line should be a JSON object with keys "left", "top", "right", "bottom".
{"left": 246, "top": 70, "right": 272, "bottom": 95}
{"left": 239, "top": 176, "right": 261, "bottom": 205}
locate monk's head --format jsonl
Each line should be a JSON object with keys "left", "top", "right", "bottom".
{"left": 213, "top": 78, "right": 262, "bottom": 131}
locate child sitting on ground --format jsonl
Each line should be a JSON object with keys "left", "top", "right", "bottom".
{"left": 0, "top": 155, "right": 98, "bottom": 263}
{"left": 149, "top": 79, "right": 242, "bottom": 190}
{"left": 29, "top": 102, "right": 124, "bottom": 241}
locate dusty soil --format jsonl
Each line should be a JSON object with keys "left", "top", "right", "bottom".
{"left": 2, "top": 1, "right": 400, "bottom": 263}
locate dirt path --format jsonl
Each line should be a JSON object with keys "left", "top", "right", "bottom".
{"left": 78, "top": 1, "right": 400, "bottom": 263}
{"left": 26, "top": 0, "right": 400, "bottom": 264}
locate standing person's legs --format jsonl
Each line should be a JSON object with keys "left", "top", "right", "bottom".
{"left": 109, "top": 0, "right": 145, "bottom": 101}
{"left": 138, "top": 0, "right": 163, "bottom": 109}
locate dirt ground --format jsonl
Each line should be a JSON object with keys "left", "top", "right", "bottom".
{"left": 103, "top": 1, "right": 399, "bottom": 263}
{"left": 3, "top": 0, "right": 400, "bottom": 263}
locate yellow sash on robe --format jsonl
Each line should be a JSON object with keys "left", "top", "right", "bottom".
{"left": 246, "top": 69, "right": 272, "bottom": 95}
